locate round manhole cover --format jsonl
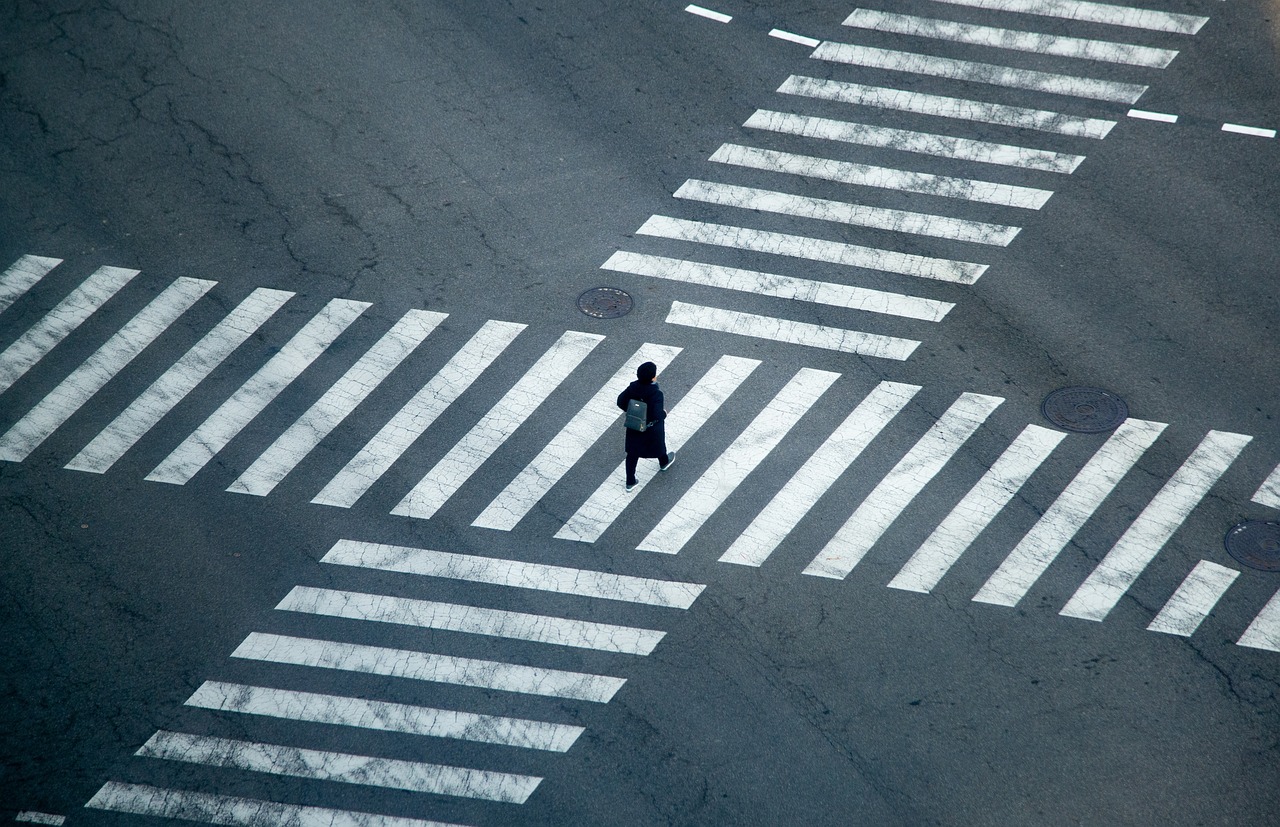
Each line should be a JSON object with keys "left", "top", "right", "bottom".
{"left": 577, "top": 287, "right": 633, "bottom": 319}
{"left": 1225, "top": 521, "right": 1280, "bottom": 572}
{"left": 1041, "top": 387, "right": 1129, "bottom": 433}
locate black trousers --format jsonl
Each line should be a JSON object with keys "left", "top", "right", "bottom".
{"left": 626, "top": 451, "right": 669, "bottom": 483}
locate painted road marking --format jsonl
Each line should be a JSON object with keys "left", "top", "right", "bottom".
{"left": 1222, "top": 123, "right": 1277, "bottom": 138}
{"left": 928, "top": 0, "right": 1208, "bottom": 35}
{"left": 1128, "top": 109, "right": 1178, "bottom": 123}
{"left": 665, "top": 301, "right": 920, "bottom": 360}
{"left": 1146, "top": 561, "right": 1239, "bottom": 637}
{"left": 685, "top": 4, "right": 731, "bottom": 23}
{"left": 1252, "top": 461, "right": 1280, "bottom": 509}
{"left": 769, "top": 29, "right": 820, "bottom": 48}
{"left": 1237, "top": 588, "right": 1280, "bottom": 652}
{"left": 0, "top": 254, "right": 61, "bottom": 315}
{"left": 13, "top": 814, "right": 64, "bottom": 826}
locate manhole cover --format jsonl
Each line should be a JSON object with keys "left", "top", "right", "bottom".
{"left": 1225, "top": 521, "right": 1280, "bottom": 572}
{"left": 577, "top": 287, "right": 633, "bottom": 319}
{"left": 1041, "top": 387, "right": 1129, "bottom": 433}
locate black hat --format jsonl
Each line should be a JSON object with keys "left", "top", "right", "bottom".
{"left": 637, "top": 361, "right": 658, "bottom": 382}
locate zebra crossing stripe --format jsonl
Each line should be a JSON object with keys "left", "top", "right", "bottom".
{"left": 145, "top": 298, "right": 371, "bottom": 485}
{"left": 745, "top": 110, "right": 1085, "bottom": 173}
{"left": 65, "top": 288, "right": 294, "bottom": 474}
{"left": 1237, "top": 588, "right": 1280, "bottom": 652}
{"left": 136, "top": 730, "right": 543, "bottom": 803}
{"left": 232, "top": 632, "right": 626, "bottom": 702}
{"left": 86, "top": 781, "right": 470, "bottom": 827}
{"left": 556, "top": 355, "right": 760, "bottom": 544}
{"left": 0, "top": 277, "right": 215, "bottom": 463}
{"left": 392, "top": 330, "right": 604, "bottom": 520}
{"left": 804, "top": 393, "right": 1005, "bottom": 580}
{"left": 973, "top": 418, "right": 1168, "bottom": 607}
{"left": 843, "top": 9, "right": 1178, "bottom": 69}
{"left": 675, "top": 179, "right": 1021, "bottom": 245}
{"left": 321, "top": 540, "right": 706, "bottom": 608}
{"left": 1060, "top": 430, "right": 1252, "bottom": 622}
{"left": 638, "top": 215, "right": 988, "bottom": 283}
{"left": 0, "top": 255, "right": 61, "bottom": 315}
{"left": 779, "top": 75, "right": 1115, "bottom": 139}
{"left": 812, "top": 42, "right": 1148, "bottom": 104}
{"left": 277, "top": 586, "right": 667, "bottom": 655}
{"left": 0, "top": 265, "right": 139, "bottom": 396}
{"left": 666, "top": 302, "right": 920, "bottom": 361}
{"left": 227, "top": 310, "right": 446, "bottom": 496}
{"left": 186, "top": 681, "right": 583, "bottom": 751}
{"left": 1146, "top": 561, "right": 1239, "bottom": 638}
{"left": 312, "top": 319, "right": 525, "bottom": 509}
{"left": 603, "top": 252, "right": 953, "bottom": 322}
{"left": 639, "top": 368, "right": 840, "bottom": 555}
{"left": 721, "top": 381, "right": 920, "bottom": 567}
{"left": 1252, "top": 461, "right": 1280, "bottom": 509}
{"left": 928, "top": 0, "right": 1208, "bottom": 36}
{"left": 472, "top": 343, "right": 682, "bottom": 531}
{"left": 710, "top": 142, "right": 1053, "bottom": 209}
{"left": 888, "top": 424, "right": 1065, "bottom": 593}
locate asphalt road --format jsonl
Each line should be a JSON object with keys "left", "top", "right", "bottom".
{"left": 2, "top": 0, "right": 1279, "bottom": 825}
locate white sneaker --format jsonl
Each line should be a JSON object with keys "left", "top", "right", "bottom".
{"left": 660, "top": 451, "right": 675, "bottom": 472}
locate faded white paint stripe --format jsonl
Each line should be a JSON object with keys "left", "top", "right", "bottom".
{"left": 186, "top": 681, "right": 582, "bottom": 752}
{"left": 889, "top": 424, "right": 1065, "bottom": 593}
{"left": 666, "top": 301, "right": 918, "bottom": 360}
{"left": 779, "top": 75, "right": 1115, "bottom": 139}
{"left": 321, "top": 540, "right": 706, "bottom": 608}
{"left": 1061, "top": 431, "right": 1252, "bottom": 621}
{"left": 137, "top": 730, "right": 541, "bottom": 803}
{"left": 146, "top": 298, "right": 370, "bottom": 485}
{"left": 805, "top": 393, "right": 1004, "bottom": 579}
{"left": 392, "top": 330, "right": 603, "bottom": 520}
{"left": 0, "top": 255, "right": 61, "bottom": 315}
{"left": 929, "top": 0, "right": 1207, "bottom": 35}
{"left": 14, "top": 814, "right": 64, "bottom": 826}
{"left": 0, "top": 278, "right": 214, "bottom": 462}
{"left": 0, "top": 265, "right": 138, "bottom": 396}
{"left": 227, "top": 310, "right": 445, "bottom": 496}
{"left": 1252, "top": 461, "right": 1280, "bottom": 509}
{"left": 312, "top": 320, "right": 525, "bottom": 509}
{"left": 1238, "top": 589, "right": 1280, "bottom": 652}
{"left": 556, "top": 355, "right": 760, "bottom": 544}
{"left": 711, "top": 144, "right": 1051, "bottom": 209}
{"left": 721, "top": 381, "right": 920, "bottom": 567}
{"left": 638, "top": 215, "right": 988, "bottom": 284}
{"left": 278, "top": 586, "right": 665, "bottom": 655}
{"left": 973, "top": 418, "right": 1168, "bottom": 607}
{"left": 65, "top": 289, "right": 294, "bottom": 474}
{"left": 472, "top": 343, "right": 682, "bottom": 531}
{"left": 233, "top": 632, "right": 625, "bottom": 702}
{"left": 86, "top": 782, "right": 468, "bottom": 827}
{"left": 844, "top": 9, "right": 1177, "bottom": 68}
{"left": 639, "top": 368, "right": 840, "bottom": 555}
{"left": 1146, "top": 561, "right": 1239, "bottom": 637}
{"left": 745, "top": 110, "right": 1084, "bottom": 173}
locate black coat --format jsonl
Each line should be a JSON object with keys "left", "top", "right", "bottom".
{"left": 617, "top": 380, "right": 668, "bottom": 458}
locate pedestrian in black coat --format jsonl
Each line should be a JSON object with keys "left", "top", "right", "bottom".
{"left": 616, "top": 361, "right": 674, "bottom": 491}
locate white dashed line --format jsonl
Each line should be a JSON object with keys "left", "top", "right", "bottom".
{"left": 685, "top": 4, "right": 732, "bottom": 23}
{"left": 1222, "top": 123, "right": 1276, "bottom": 138}
{"left": 1128, "top": 109, "right": 1178, "bottom": 123}
{"left": 769, "top": 29, "right": 820, "bottom": 47}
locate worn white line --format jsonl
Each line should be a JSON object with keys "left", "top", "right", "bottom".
{"left": 1146, "top": 561, "right": 1239, "bottom": 637}
{"left": 233, "top": 632, "right": 625, "bottom": 702}
{"left": 889, "top": 424, "right": 1065, "bottom": 593}
{"left": 770, "top": 29, "right": 820, "bottom": 47}
{"left": 779, "top": 75, "right": 1115, "bottom": 139}
{"left": 1238, "top": 588, "right": 1280, "bottom": 652}
{"left": 1128, "top": 109, "right": 1178, "bottom": 123}
{"left": 473, "top": 343, "right": 682, "bottom": 531}
{"left": 665, "top": 301, "right": 919, "bottom": 360}
{"left": 844, "top": 9, "right": 1177, "bottom": 68}
{"left": 14, "top": 814, "right": 64, "bottom": 826}
{"left": 278, "top": 586, "right": 666, "bottom": 655}
{"left": 0, "top": 278, "right": 214, "bottom": 463}
{"left": 227, "top": 310, "right": 445, "bottom": 496}
{"left": 392, "top": 330, "right": 603, "bottom": 520}
{"left": 685, "top": 4, "right": 731, "bottom": 23}
{"left": 639, "top": 368, "right": 840, "bottom": 555}
{"left": 145, "top": 298, "right": 370, "bottom": 485}
{"left": 721, "top": 381, "right": 920, "bottom": 567}
{"left": 745, "top": 109, "right": 1084, "bottom": 173}
{"left": 65, "top": 288, "right": 294, "bottom": 474}
{"left": 0, "top": 255, "right": 61, "bottom": 315}
{"left": 137, "top": 730, "right": 542, "bottom": 803}
{"left": 86, "top": 782, "right": 470, "bottom": 827}
{"left": 322, "top": 540, "right": 706, "bottom": 608}
{"left": 930, "top": 0, "right": 1206, "bottom": 34}
{"left": 1252, "top": 461, "right": 1280, "bottom": 509}
{"left": 556, "top": 355, "right": 760, "bottom": 544}
{"left": 805, "top": 393, "right": 1004, "bottom": 580}
{"left": 638, "top": 215, "right": 988, "bottom": 283}
{"left": 711, "top": 143, "right": 1052, "bottom": 209}
{"left": 312, "top": 320, "right": 525, "bottom": 509}
{"left": 0, "top": 265, "right": 139, "bottom": 396}
{"left": 186, "top": 681, "right": 583, "bottom": 752}
{"left": 1061, "top": 430, "right": 1252, "bottom": 621}
{"left": 1222, "top": 123, "right": 1276, "bottom": 138}
{"left": 973, "top": 418, "right": 1167, "bottom": 607}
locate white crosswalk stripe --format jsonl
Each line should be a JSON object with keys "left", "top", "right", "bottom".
{"left": 1251, "top": 461, "right": 1280, "bottom": 509}
{"left": 1237, "top": 588, "right": 1280, "bottom": 652}
{"left": 665, "top": 301, "right": 920, "bottom": 360}
{"left": 0, "top": 255, "right": 61, "bottom": 315}
{"left": 929, "top": 0, "right": 1208, "bottom": 36}
{"left": 1146, "top": 561, "right": 1239, "bottom": 638}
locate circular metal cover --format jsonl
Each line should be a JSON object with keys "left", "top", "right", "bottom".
{"left": 1041, "top": 387, "right": 1129, "bottom": 433}
{"left": 1225, "top": 521, "right": 1280, "bottom": 572}
{"left": 577, "top": 287, "right": 633, "bottom": 319}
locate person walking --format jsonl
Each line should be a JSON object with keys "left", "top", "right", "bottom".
{"left": 616, "top": 361, "right": 674, "bottom": 492}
